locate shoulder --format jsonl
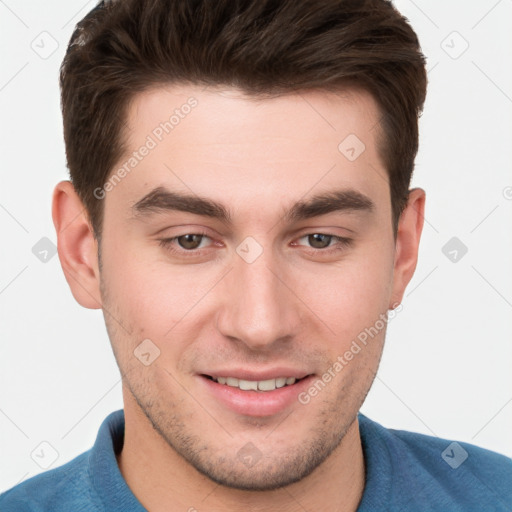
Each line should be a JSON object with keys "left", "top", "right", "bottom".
{"left": 0, "top": 450, "right": 103, "bottom": 512}
{"left": 358, "top": 414, "right": 512, "bottom": 511}
{"left": 0, "top": 409, "right": 132, "bottom": 512}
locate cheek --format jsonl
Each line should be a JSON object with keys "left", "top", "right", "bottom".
{"left": 300, "top": 248, "right": 394, "bottom": 341}
{"left": 102, "top": 227, "right": 394, "bottom": 348}
{"left": 102, "top": 241, "right": 221, "bottom": 350}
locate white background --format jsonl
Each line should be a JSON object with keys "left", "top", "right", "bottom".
{"left": 1, "top": 0, "right": 511, "bottom": 493}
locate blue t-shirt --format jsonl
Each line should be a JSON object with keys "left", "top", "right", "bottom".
{"left": 1, "top": 409, "right": 510, "bottom": 511}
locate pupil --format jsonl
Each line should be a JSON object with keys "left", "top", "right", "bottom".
{"left": 179, "top": 234, "right": 202, "bottom": 250}
{"left": 309, "top": 233, "right": 331, "bottom": 249}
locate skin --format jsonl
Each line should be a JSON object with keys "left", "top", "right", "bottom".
{"left": 52, "top": 85, "right": 425, "bottom": 512}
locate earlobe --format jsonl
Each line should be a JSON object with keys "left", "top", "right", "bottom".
{"left": 52, "top": 181, "right": 102, "bottom": 310}
{"left": 389, "top": 187, "right": 426, "bottom": 308}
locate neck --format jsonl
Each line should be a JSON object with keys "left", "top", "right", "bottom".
{"left": 117, "top": 399, "right": 365, "bottom": 512}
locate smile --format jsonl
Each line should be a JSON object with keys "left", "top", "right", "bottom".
{"left": 200, "top": 373, "right": 314, "bottom": 416}
{"left": 206, "top": 375, "right": 300, "bottom": 391}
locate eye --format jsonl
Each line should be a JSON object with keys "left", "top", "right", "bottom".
{"left": 158, "top": 233, "right": 212, "bottom": 253}
{"left": 158, "top": 231, "right": 352, "bottom": 258}
{"left": 293, "top": 233, "right": 353, "bottom": 252}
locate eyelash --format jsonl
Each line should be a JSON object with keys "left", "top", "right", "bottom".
{"left": 157, "top": 232, "right": 353, "bottom": 257}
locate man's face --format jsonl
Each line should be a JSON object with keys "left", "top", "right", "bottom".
{"left": 98, "top": 85, "right": 400, "bottom": 490}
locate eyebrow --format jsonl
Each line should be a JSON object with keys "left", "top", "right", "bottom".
{"left": 131, "top": 186, "right": 374, "bottom": 225}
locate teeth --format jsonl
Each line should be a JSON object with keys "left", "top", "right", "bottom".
{"left": 258, "top": 379, "right": 276, "bottom": 391}
{"left": 213, "top": 376, "right": 299, "bottom": 391}
{"left": 239, "top": 379, "right": 258, "bottom": 391}
{"left": 275, "top": 377, "right": 286, "bottom": 388}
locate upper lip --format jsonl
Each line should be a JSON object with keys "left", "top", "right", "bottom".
{"left": 200, "top": 368, "right": 311, "bottom": 381}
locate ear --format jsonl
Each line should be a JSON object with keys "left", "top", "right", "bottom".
{"left": 52, "top": 180, "right": 102, "bottom": 309}
{"left": 389, "top": 187, "right": 426, "bottom": 308}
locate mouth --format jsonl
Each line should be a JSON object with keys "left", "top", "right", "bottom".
{"left": 202, "top": 375, "right": 306, "bottom": 392}
{"left": 198, "top": 372, "right": 314, "bottom": 417}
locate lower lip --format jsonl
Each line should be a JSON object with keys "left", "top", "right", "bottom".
{"left": 199, "top": 375, "right": 314, "bottom": 417}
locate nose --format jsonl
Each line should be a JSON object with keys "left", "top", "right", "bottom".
{"left": 215, "top": 242, "right": 302, "bottom": 351}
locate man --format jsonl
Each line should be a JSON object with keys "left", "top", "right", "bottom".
{"left": 1, "top": 0, "right": 510, "bottom": 510}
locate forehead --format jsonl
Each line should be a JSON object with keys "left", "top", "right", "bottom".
{"left": 125, "top": 84, "right": 382, "bottom": 150}
{"left": 107, "top": 84, "right": 389, "bottom": 224}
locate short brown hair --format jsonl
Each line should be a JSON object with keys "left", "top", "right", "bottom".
{"left": 60, "top": 0, "right": 427, "bottom": 241}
